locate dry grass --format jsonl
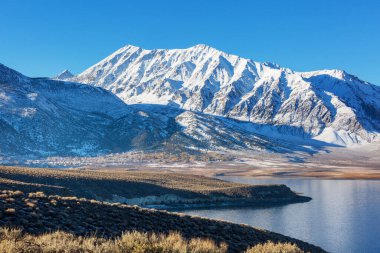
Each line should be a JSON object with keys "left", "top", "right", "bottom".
{"left": 0, "top": 228, "right": 308, "bottom": 253}
{"left": 0, "top": 227, "right": 227, "bottom": 253}
{"left": 3, "top": 209, "right": 15, "bottom": 215}
{"left": 246, "top": 241, "right": 303, "bottom": 253}
{"left": 0, "top": 190, "right": 322, "bottom": 253}
{"left": 0, "top": 166, "right": 304, "bottom": 207}
{"left": 0, "top": 166, "right": 244, "bottom": 192}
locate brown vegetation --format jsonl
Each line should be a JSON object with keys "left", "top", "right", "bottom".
{"left": 0, "top": 227, "right": 227, "bottom": 253}
{"left": 0, "top": 166, "right": 310, "bottom": 207}
{"left": 0, "top": 227, "right": 307, "bottom": 253}
{"left": 0, "top": 190, "right": 325, "bottom": 252}
{"left": 246, "top": 241, "right": 303, "bottom": 253}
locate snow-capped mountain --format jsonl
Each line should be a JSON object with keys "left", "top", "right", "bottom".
{"left": 0, "top": 63, "right": 126, "bottom": 157}
{"left": 1, "top": 43, "right": 379, "bottom": 159}
{"left": 1, "top": 63, "right": 291, "bottom": 158}
{"left": 70, "top": 44, "right": 380, "bottom": 145}
{"left": 54, "top": 70, "right": 74, "bottom": 80}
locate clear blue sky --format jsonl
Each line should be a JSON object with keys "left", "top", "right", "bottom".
{"left": 1, "top": 0, "right": 379, "bottom": 84}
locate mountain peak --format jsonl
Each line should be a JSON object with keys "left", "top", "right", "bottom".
{"left": 188, "top": 44, "right": 219, "bottom": 52}
{"left": 121, "top": 44, "right": 142, "bottom": 51}
{"left": 72, "top": 44, "right": 380, "bottom": 146}
{"left": 55, "top": 69, "right": 74, "bottom": 80}
{"left": 119, "top": 44, "right": 217, "bottom": 53}
{"left": 192, "top": 44, "right": 211, "bottom": 49}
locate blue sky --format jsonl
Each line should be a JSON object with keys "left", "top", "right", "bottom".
{"left": 1, "top": 0, "right": 379, "bottom": 84}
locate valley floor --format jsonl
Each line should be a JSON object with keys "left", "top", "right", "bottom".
{"left": 19, "top": 141, "right": 379, "bottom": 180}
{"left": 177, "top": 144, "right": 380, "bottom": 180}
{"left": 209, "top": 142, "right": 380, "bottom": 180}
{"left": 13, "top": 142, "right": 380, "bottom": 180}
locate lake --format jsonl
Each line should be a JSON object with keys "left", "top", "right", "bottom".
{"left": 182, "top": 177, "right": 380, "bottom": 253}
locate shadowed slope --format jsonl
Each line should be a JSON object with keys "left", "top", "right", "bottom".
{"left": 0, "top": 190, "right": 325, "bottom": 253}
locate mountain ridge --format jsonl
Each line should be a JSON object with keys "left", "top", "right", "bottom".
{"left": 2, "top": 62, "right": 301, "bottom": 159}
{"left": 1, "top": 43, "right": 379, "bottom": 160}
{"left": 67, "top": 44, "right": 380, "bottom": 146}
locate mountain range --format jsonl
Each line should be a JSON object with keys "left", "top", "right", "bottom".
{"left": 1, "top": 44, "right": 379, "bottom": 158}
{"left": 0, "top": 63, "right": 287, "bottom": 158}
{"left": 69, "top": 44, "right": 380, "bottom": 145}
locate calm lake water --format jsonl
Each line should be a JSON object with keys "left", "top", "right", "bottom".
{"left": 183, "top": 177, "right": 380, "bottom": 253}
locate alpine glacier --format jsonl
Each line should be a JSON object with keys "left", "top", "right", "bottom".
{"left": 70, "top": 44, "right": 380, "bottom": 146}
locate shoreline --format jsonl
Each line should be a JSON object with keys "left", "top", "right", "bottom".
{"left": 211, "top": 170, "right": 380, "bottom": 180}
{"left": 146, "top": 195, "right": 311, "bottom": 211}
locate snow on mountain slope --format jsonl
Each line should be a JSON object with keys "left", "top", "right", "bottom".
{"left": 71, "top": 44, "right": 380, "bottom": 145}
{"left": 54, "top": 70, "right": 74, "bottom": 80}
{"left": 0, "top": 63, "right": 129, "bottom": 157}
{"left": 1, "top": 63, "right": 295, "bottom": 158}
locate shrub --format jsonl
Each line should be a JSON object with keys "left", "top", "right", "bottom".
{"left": 0, "top": 228, "right": 227, "bottom": 253}
{"left": 4, "top": 208, "right": 16, "bottom": 215}
{"left": 28, "top": 192, "right": 46, "bottom": 198}
{"left": 245, "top": 241, "right": 303, "bottom": 253}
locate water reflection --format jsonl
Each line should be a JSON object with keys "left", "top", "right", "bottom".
{"left": 183, "top": 178, "right": 380, "bottom": 253}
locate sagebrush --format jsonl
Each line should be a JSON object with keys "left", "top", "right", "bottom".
{"left": 245, "top": 241, "right": 303, "bottom": 253}
{"left": 0, "top": 228, "right": 306, "bottom": 253}
{"left": 0, "top": 227, "right": 227, "bottom": 253}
